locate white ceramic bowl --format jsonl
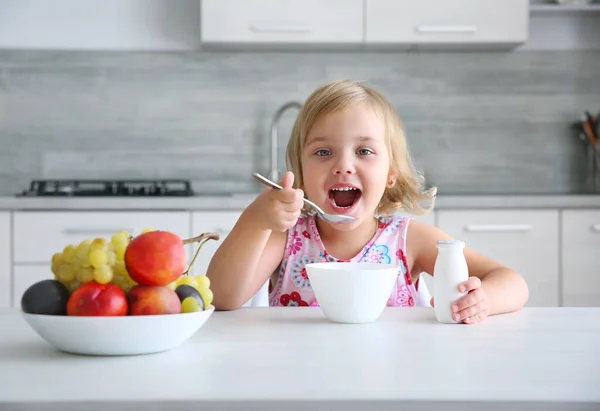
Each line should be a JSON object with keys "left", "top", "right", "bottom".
{"left": 305, "top": 262, "right": 398, "bottom": 324}
{"left": 21, "top": 306, "right": 215, "bottom": 356}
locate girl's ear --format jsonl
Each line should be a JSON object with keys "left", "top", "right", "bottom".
{"left": 386, "top": 171, "right": 397, "bottom": 188}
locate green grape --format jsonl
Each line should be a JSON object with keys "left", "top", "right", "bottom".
{"left": 51, "top": 252, "right": 63, "bottom": 267}
{"left": 62, "top": 244, "right": 76, "bottom": 261}
{"left": 89, "top": 249, "right": 108, "bottom": 268}
{"left": 107, "top": 250, "right": 117, "bottom": 266}
{"left": 77, "top": 267, "right": 94, "bottom": 284}
{"left": 181, "top": 296, "right": 202, "bottom": 313}
{"left": 75, "top": 240, "right": 91, "bottom": 261}
{"left": 195, "top": 275, "right": 210, "bottom": 290}
{"left": 115, "top": 245, "right": 126, "bottom": 261}
{"left": 198, "top": 288, "right": 213, "bottom": 307}
{"left": 89, "top": 238, "right": 108, "bottom": 251}
{"left": 115, "top": 261, "right": 127, "bottom": 276}
{"left": 58, "top": 264, "right": 75, "bottom": 283}
{"left": 177, "top": 275, "right": 197, "bottom": 289}
{"left": 93, "top": 265, "right": 113, "bottom": 284}
{"left": 111, "top": 231, "right": 130, "bottom": 249}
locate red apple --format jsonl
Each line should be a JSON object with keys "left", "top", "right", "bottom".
{"left": 67, "top": 281, "right": 128, "bottom": 316}
{"left": 124, "top": 230, "right": 187, "bottom": 286}
{"left": 127, "top": 285, "right": 182, "bottom": 315}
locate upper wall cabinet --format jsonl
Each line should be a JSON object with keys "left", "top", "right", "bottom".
{"left": 365, "top": 0, "right": 529, "bottom": 48}
{"left": 0, "top": 0, "right": 200, "bottom": 51}
{"left": 200, "top": 0, "right": 364, "bottom": 44}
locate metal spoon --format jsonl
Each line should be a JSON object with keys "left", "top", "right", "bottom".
{"left": 252, "top": 173, "right": 357, "bottom": 224}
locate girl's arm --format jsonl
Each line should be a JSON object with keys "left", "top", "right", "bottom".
{"left": 406, "top": 219, "right": 529, "bottom": 322}
{"left": 206, "top": 172, "right": 304, "bottom": 311}
{"left": 206, "top": 211, "right": 287, "bottom": 311}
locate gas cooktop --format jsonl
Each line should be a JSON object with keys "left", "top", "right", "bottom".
{"left": 16, "top": 179, "right": 195, "bottom": 197}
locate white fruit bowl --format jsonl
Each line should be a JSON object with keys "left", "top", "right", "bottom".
{"left": 305, "top": 262, "right": 398, "bottom": 324}
{"left": 21, "top": 306, "right": 215, "bottom": 356}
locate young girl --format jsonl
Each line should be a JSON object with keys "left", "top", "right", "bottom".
{"left": 207, "top": 79, "right": 529, "bottom": 324}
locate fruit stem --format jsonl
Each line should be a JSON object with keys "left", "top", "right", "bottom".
{"left": 182, "top": 232, "right": 220, "bottom": 245}
{"left": 182, "top": 232, "right": 220, "bottom": 275}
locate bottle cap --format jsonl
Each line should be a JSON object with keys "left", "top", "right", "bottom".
{"left": 436, "top": 239, "right": 465, "bottom": 248}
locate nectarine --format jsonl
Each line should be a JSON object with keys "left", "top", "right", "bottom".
{"left": 127, "top": 285, "right": 182, "bottom": 316}
{"left": 124, "top": 230, "right": 187, "bottom": 287}
{"left": 67, "top": 281, "right": 128, "bottom": 316}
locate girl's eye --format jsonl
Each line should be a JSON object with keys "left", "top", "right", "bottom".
{"left": 357, "top": 149, "right": 373, "bottom": 156}
{"left": 315, "top": 149, "right": 331, "bottom": 156}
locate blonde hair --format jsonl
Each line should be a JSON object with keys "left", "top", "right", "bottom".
{"left": 285, "top": 79, "right": 436, "bottom": 216}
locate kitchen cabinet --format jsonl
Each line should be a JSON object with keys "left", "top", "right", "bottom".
{"left": 190, "top": 211, "right": 242, "bottom": 275}
{"left": 0, "top": 212, "right": 10, "bottom": 307}
{"left": 437, "top": 210, "right": 560, "bottom": 307}
{"left": 561, "top": 210, "right": 600, "bottom": 307}
{"left": 365, "top": 0, "right": 529, "bottom": 47}
{"left": 200, "top": 0, "right": 364, "bottom": 44}
{"left": 191, "top": 210, "right": 269, "bottom": 307}
{"left": 10, "top": 211, "right": 193, "bottom": 308}
{"left": 13, "top": 211, "right": 193, "bottom": 264}
{"left": 0, "top": 0, "right": 200, "bottom": 51}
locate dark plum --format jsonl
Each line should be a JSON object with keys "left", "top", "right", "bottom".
{"left": 21, "top": 279, "right": 70, "bottom": 315}
{"left": 174, "top": 284, "right": 205, "bottom": 310}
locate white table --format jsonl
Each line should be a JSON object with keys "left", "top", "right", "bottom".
{"left": 1, "top": 306, "right": 599, "bottom": 411}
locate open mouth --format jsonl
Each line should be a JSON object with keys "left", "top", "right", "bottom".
{"left": 328, "top": 187, "right": 362, "bottom": 210}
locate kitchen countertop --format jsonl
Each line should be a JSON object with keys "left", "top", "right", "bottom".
{"left": 0, "top": 306, "right": 599, "bottom": 410}
{"left": 0, "top": 194, "right": 599, "bottom": 211}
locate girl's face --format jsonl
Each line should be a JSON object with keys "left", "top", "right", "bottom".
{"left": 301, "top": 101, "right": 393, "bottom": 229}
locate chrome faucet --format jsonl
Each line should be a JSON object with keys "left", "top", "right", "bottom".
{"left": 269, "top": 101, "right": 302, "bottom": 182}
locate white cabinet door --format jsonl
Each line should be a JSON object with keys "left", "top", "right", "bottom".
{"left": 0, "top": 0, "right": 199, "bottom": 51}
{"left": 190, "top": 211, "right": 242, "bottom": 275}
{"left": 0, "top": 212, "right": 11, "bottom": 307}
{"left": 561, "top": 210, "right": 600, "bottom": 307}
{"left": 437, "top": 210, "right": 560, "bottom": 307}
{"left": 13, "top": 211, "right": 192, "bottom": 264}
{"left": 201, "top": 0, "right": 364, "bottom": 44}
{"left": 365, "top": 0, "right": 529, "bottom": 45}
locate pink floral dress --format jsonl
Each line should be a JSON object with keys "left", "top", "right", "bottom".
{"left": 268, "top": 214, "right": 418, "bottom": 307}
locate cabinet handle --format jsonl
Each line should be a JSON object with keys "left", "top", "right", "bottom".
{"left": 250, "top": 24, "right": 313, "bottom": 33}
{"left": 415, "top": 25, "right": 477, "bottom": 34}
{"left": 464, "top": 224, "right": 532, "bottom": 233}
{"left": 591, "top": 224, "right": 600, "bottom": 233}
{"left": 63, "top": 228, "right": 134, "bottom": 236}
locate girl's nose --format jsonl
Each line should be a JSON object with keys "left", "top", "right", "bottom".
{"left": 332, "top": 153, "right": 356, "bottom": 175}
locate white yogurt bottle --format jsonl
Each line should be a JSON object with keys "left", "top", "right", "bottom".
{"left": 433, "top": 240, "right": 469, "bottom": 324}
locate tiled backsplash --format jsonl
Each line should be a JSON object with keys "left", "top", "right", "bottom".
{"left": 0, "top": 50, "right": 598, "bottom": 196}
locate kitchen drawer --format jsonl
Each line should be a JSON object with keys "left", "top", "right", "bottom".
{"left": 561, "top": 210, "right": 600, "bottom": 307}
{"left": 190, "top": 211, "right": 242, "bottom": 275}
{"left": 365, "top": 0, "right": 528, "bottom": 45}
{"left": 201, "top": 0, "right": 363, "bottom": 44}
{"left": 13, "top": 211, "right": 192, "bottom": 264}
{"left": 0, "top": 212, "right": 10, "bottom": 307}
{"left": 437, "top": 210, "right": 559, "bottom": 307}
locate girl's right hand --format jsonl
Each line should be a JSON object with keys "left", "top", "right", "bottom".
{"left": 249, "top": 171, "right": 304, "bottom": 232}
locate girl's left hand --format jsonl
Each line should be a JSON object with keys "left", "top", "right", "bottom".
{"left": 428, "top": 276, "right": 490, "bottom": 324}
{"left": 451, "top": 276, "right": 490, "bottom": 324}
